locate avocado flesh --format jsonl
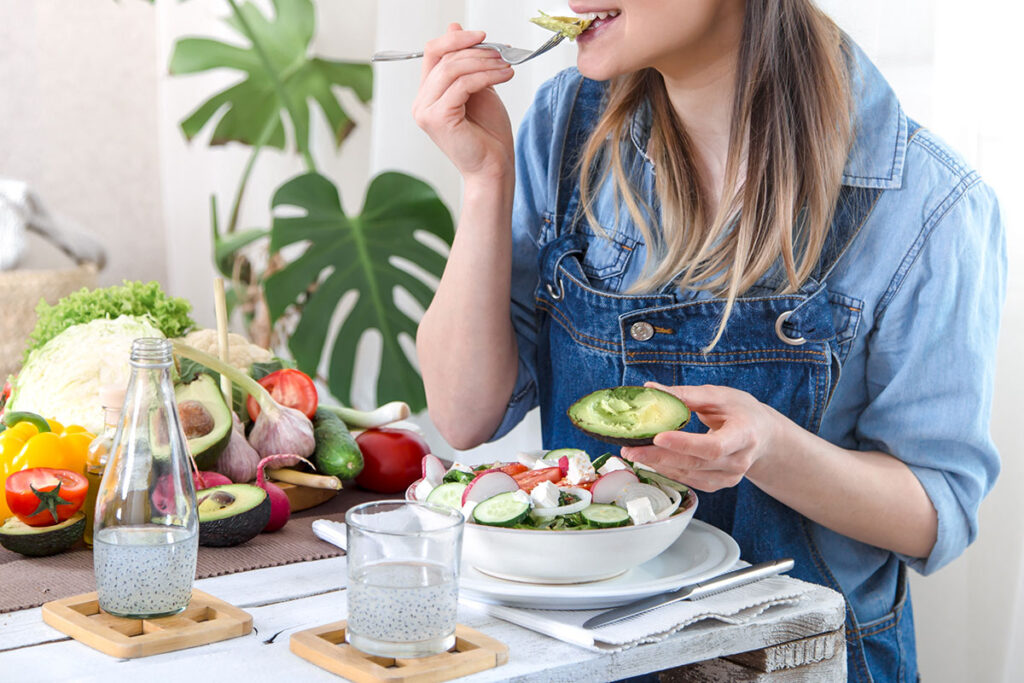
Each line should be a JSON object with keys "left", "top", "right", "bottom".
{"left": 197, "top": 484, "right": 270, "bottom": 547}
{"left": 0, "top": 512, "right": 86, "bottom": 556}
{"left": 568, "top": 386, "right": 690, "bottom": 447}
{"left": 174, "top": 374, "right": 232, "bottom": 470}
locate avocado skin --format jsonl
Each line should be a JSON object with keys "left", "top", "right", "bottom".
{"left": 0, "top": 512, "right": 85, "bottom": 556}
{"left": 175, "top": 374, "right": 232, "bottom": 470}
{"left": 197, "top": 484, "right": 271, "bottom": 547}
{"left": 567, "top": 386, "right": 690, "bottom": 447}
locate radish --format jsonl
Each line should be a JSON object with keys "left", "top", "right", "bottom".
{"left": 461, "top": 471, "right": 519, "bottom": 506}
{"left": 194, "top": 471, "right": 232, "bottom": 490}
{"left": 557, "top": 455, "right": 569, "bottom": 477}
{"left": 590, "top": 469, "right": 640, "bottom": 504}
{"left": 421, "top": 453, "right": 446, "bottom": 486}
{"left": 256, "top": 453, "right": 313, "bottom": 532}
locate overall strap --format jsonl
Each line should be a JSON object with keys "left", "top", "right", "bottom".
{"left": 553, "top": 76, "right": 607, "bottom": 238}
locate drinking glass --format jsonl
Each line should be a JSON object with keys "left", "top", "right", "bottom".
{"left": 345, "top": 500, "right": 464, "bottom": 658}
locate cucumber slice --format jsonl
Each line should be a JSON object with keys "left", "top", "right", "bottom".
{"left": 426, "top": 482, "right": 468, "bottom": 511}
{"left": 472, "top": 491, "right": 531, "bottom": 527}
{"left": 635, "top": 467, "right": 691, "bottom": 495}
{"left": 543, "top": 448, "right": 588, "bottom": 462}
{"left": 580, "top": 503, "right": 631, "bottom": 528}
{"left": 590, "top": 452, "right": 614, "bottom": 470}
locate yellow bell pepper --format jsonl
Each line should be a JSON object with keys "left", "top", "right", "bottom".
{"left": 0, "top": 413, "right": 95, "bottom": 520}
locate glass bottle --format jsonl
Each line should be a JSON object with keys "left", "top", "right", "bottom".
{"left": 93, "top": 337, "right": 198, "bottom": 619}
{"left": 84, "top": 385, "right": 126, "bottom": 547}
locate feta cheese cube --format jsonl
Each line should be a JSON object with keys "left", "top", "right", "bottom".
{"left": 511, "top": 489, "right": 532, "bottom": 506}
{"left": 567, "top": 453, "right": 597, "bottom": 485}
{"left": 530, "top": 480, "right": 561, "bottom": 509}
{"left": 626, "top": 497, "right": 657, "bottom": 525}
{"left": 597, "top": 457, "right": 631, "bottom": 476}
{"left": 531, "top": 457, "right": 555, "bottom": 470}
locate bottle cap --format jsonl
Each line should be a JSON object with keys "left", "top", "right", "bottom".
{"left": 98, "top": 384, "right": 127, "bottom": 410}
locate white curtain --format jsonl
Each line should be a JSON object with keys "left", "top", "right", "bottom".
{"left": 152, "top": 2, "right": 1024, "bottom": 680}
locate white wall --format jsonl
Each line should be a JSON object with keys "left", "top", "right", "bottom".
{"left": 0, "top": 2, "right": 1020, "bottom": 680}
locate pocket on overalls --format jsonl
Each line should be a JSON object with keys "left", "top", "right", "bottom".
{"left": 827, "top": 291, "right": 864, "bottom": 364}
{"left": 575, "top": 225, "right": 637, "bottom": 291}
{"left": 851, "top": 564, "right": 915, "bottom": 683}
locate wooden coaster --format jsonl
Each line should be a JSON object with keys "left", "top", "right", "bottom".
{"left": 290, "top": 621, "right": 509, "bottom": 683}
{"left": 41, "top": 588, "right": 252, "bottom": 659}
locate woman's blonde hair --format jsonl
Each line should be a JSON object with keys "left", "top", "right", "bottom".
{"left": 578, "top": 0, "right": 853, "bottom": 349}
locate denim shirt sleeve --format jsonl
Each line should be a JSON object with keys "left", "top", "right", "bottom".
{"left": 855, "top": 180, "right": 1006, "bottom": 575}
{"left": 487, "top": 73, "right": 566, "bottom": 441}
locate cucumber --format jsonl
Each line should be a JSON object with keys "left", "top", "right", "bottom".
{"left": 426, "top": 482, "right": 468, "bottom": 511}
{"left": 472, "top": 492, "right": 530, "bottom": 527}
{"left": 543, "top": 448, "right": 588, "bottom": 462}
{"left": 590, "top": 452, "right": 614, "bottom": 470}
{"left": 635, "top": 467, "right": 690, "bottom": 495}
{"left": 580, "top": 504, "right": 631, "bottom": 528}
{"left": 312, "top": 408, "right": 364, "bottom": 479}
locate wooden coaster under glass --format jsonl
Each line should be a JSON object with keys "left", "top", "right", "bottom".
{"left": 41, "top": 589, "right": 252, "bottom": 658}
{"left": 290, "top": 621, "right": 509, "bottom": 683}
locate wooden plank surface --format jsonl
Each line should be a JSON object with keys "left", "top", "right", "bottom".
{"left": 0, "top": 553, "right": 847, "bottom": 683}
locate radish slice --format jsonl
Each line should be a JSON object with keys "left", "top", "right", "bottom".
{"left": 590, "top": 468, "right": 640, "bottom": 504}
{"left": 614, "top": 482, "right": 672, "bottom": 514}
{"left": 532, "top": 487, "right": 592, "bottom": 518}
{"left": 421, "top": 453, "right": 446, "bottom": 486}
{"left": 461, "top": 471, "right": 519, "bottom": 506}
{"left": 654, "top": 485, "right": 683, "bottom": 520}
{"left": 557, "top": 455, "right": 569, "bottom": 477}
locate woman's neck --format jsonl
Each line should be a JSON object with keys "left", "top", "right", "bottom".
{"left": 655, "top": 13, "right": 744, "bottom": 216}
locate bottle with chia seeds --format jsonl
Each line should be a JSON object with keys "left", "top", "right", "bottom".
{"left": 93, "top": 337, "right": 198, "bottom": 619}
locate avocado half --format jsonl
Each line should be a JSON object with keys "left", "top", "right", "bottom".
{"left": 568, "top": 386, "right": 690, "bottom": 447}
{"left": 197, "top": 484, "right": 271, "bottom": 547}
{"left": 0, "top": 512, "right": 86, "bottom": 556}
{"left": 175, "top": 374, "right": 232, "bottom": 470}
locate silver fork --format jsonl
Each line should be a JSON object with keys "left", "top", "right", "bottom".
{"left": 372, "top": 33, "right": 565, "bottom": 65}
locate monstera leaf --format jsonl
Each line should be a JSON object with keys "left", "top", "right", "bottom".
{"left": 169, "top": 0, "right": 372, "bottom": 152}
{"left": 264, "top": 172, "right": 453, "bottom": 411}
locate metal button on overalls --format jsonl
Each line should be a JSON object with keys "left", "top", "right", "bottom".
{"left": 630, "top": 321, "right": 654, "bottom": 341}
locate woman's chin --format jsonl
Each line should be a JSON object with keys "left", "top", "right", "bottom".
{"left": 576, "top": 54, "right": 623, "bottom": 82}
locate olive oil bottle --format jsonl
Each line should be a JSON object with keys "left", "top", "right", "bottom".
{"left": 84, "top": 386, "right": 126, "bottom": 547}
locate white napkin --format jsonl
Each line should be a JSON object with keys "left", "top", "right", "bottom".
{"left": 461, "top": 571, "right": 817, "bottom": 653}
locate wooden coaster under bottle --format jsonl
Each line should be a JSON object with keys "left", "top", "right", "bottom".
{"left": 290, "top": 621, "right": 509, "bottom": 683}
{"left": 41, "top": 589, "right": 252, "bottom": 658}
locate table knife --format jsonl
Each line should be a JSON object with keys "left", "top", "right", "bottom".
{"left": 582, "top": 558, "right": 795, "bottom": 630}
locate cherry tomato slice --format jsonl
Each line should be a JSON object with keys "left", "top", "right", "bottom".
{"left": 512, "top": 467, "right": 562, "bottom": 493}
{"left": 5, "top": 467, "right": 88, "bottom": 527}
{"left": 246, "top": 368, "right": 318, "bottom": 421}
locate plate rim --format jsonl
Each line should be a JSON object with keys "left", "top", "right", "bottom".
{"left": 458, "top": 519, "right": 741, "bottom": 609}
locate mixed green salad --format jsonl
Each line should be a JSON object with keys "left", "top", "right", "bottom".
{"left": 409, "top": 449, "right": 690, "bottom": 531}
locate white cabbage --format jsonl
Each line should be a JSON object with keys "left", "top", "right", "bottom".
{"left": 9, "top": 316, "right": 164, "bottom": 433}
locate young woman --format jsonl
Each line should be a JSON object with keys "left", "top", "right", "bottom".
{"left": 413, "top": 2, "right": 1005, "bottom": 680}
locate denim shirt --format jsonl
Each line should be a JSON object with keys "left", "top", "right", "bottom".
{"left": 494, "top": 42, "right": 1006, "bottom": 621}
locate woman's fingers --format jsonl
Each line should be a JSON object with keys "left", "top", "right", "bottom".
{"left": 415, "top": 49, "right": 509, "bottom": 111}
{"left": 644, "top": 381, "right": 743, "bottom": 413}
{"left": 421, "top": 24, "right": 486, "bottom": 80}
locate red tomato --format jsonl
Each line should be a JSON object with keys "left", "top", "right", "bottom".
{"left": 246, "top": 369, "right": 318, "bottom": 421}
{"left": 557, "top": 477, "right": 595, "bottom": 491}
{"left": 498, "top": 463, "right": 529, "bottom": 477}
{"left": 512, "top": 467, "right": 562, "bottom": 493}
{"left": 354, "top": 428, "right": 430, "bottom": 493}
{"left": 5, "top": 468, "right": 88, "bottom": 526}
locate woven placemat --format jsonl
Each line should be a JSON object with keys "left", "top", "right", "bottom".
{"left": 0, "top": 487, "right": 386, "bottom": 614}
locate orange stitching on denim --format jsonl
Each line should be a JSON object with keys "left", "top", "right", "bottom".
{"left": 625, "top": 358, "right": 828, "bottom": 367}
{"left": 535, "top": 300, "right": 621, "bottom": 350}
{"left": 652, "top": 326, "right": 673, "bottom": 334}
{"left": 856, "top": 619, "right": 897, "bottom": 639}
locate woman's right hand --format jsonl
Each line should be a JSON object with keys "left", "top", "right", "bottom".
{"left": 413, "top": 23, "right": 516, "bottom": 183}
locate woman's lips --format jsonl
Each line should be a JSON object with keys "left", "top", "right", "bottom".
{"left": 577, "top": 14, "right": 619, "bottom": 44}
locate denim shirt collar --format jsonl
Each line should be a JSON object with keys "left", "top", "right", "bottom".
{"left": 628, "top": 42, "right": 908, "bottom": 190}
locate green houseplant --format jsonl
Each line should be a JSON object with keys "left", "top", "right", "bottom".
{"left": 161, "top": 0, "right": 453, "bottom": 412}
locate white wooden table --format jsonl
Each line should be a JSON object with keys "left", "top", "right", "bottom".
{"left": 1, "top": 555, "right": 847, "bottom": 682}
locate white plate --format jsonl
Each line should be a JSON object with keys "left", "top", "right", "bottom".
{"left": 458, "top": 519, "right": 740, "bottom": 609}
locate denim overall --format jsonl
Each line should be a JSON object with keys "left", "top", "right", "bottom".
{"left": 533, "top": 78, "right": 917, "bottom": 682}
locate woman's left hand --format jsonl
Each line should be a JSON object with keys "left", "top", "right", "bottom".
{"left": 621, "top": 382, "right": 788, "bottom": 492}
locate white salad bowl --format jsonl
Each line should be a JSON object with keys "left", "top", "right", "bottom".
{"left": 406, "top": 481, "right": 698, "bottom": 584}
